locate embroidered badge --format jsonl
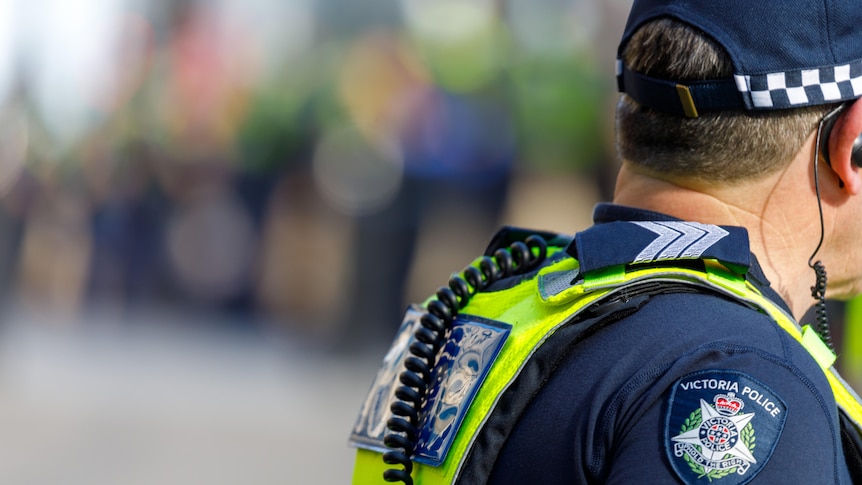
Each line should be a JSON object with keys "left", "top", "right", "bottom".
{"left": 412, "top": 316, "right": 510, "bottom": 465}
{"left": 665, "top": 370, "right": 787, "bottom": 484}
{"left": 349, "top": 305, "right": 511, "bottom": 467}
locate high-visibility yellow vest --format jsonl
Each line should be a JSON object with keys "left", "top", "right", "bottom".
{"left": 350, "top": 248, "right": 862, "bottom": 484}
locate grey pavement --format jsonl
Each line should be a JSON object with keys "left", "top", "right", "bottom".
{"left": 0, "top": 310, "right": 382, "bottom": 485}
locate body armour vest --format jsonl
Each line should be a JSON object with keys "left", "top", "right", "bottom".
{"left": 349, "top": 224, "right": 862, "bottom": 484}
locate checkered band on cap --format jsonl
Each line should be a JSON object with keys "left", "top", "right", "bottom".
{"left": 737, "top": 61, "right": 862, "bottom": 109}
{"left": 617, "top": 0, "right": 862, "bottom": 116}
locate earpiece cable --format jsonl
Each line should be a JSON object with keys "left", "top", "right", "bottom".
{"left": 808, "top": 107, "right": 842, "bottom": 351}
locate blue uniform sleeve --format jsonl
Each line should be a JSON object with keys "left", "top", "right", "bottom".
{"left": 487, "top": 292, "right": 854, "bottom": 484}
{"left": 604, "top": 347, "right": 852, "bottom": 484}
{"left": 597, "top": 291, "right": 853, "bottom": 484}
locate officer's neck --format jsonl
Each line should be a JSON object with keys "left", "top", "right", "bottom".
{"left": 612, "top": 161, "right": 821, "bottom": 320}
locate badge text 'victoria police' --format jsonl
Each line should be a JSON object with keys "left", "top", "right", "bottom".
{"left": 666, "top": 370, "right": 787, "bottom": 485}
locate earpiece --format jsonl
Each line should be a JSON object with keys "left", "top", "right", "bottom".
{"left": 819, "top": 103, "right": 862, "bottom": 167}
{"left": 853, "top": 135, "right": 862, "bottom": 167}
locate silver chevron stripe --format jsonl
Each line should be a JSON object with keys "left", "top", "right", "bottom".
{"left": 631, "top": 221, "right": 729, "bottom": 263}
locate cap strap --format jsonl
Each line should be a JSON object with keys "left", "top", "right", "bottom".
{"left": 617, "top": 60, "right": 745, "bottom": 118}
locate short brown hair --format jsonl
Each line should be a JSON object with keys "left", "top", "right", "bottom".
{"left": 616, "top": 18, "right": 832, "bottom": 183}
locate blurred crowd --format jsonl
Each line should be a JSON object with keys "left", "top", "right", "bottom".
{"left": 0, "top": 0, "right": 861, "bottom": 388}
{"left": 0, "top": 0, "right": 629, "bottom": 350}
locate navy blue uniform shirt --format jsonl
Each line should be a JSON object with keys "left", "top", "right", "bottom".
{"left": 487, "top": 204, "right": 853, "bottom": 484}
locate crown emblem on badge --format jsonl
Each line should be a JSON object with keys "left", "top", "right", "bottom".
{"left": 714, "top": 392, "right": 744, "bottom": 416}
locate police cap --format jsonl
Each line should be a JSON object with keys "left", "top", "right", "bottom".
{"left": 617, "top": 0, "right": 862, "bottom": 117}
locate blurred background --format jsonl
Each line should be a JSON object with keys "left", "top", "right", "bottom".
{"left": 0, "top": 0, "right": 857, "bottom": 484}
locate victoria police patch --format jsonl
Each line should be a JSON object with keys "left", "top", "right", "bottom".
{"left": 665, "top": 370, "right": 787, "bottom": 484}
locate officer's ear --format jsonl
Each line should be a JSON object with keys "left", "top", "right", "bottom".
{"left": 828, "top": 99, "right": 862, "bottom": 195}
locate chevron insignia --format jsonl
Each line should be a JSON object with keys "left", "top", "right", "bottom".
{"left": 631, "top": 221, "right": 729, "bottom": 263}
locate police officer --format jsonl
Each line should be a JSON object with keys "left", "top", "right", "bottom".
{"left": 350, "top": 0, "right": 862, "bottom": 483}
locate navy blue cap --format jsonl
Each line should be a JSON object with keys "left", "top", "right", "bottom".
{"left": 617, "top": 0, "right": 862, "bottom": 117}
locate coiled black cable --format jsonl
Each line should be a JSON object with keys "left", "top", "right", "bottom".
{"left": 810, "top": 261, "right": 834, "bottom": 351}
{"left": 382, "top": 236, "right": 548, "bottom": 484}
{"left": 809, "top": 107, "right": 839, "bottom": 353}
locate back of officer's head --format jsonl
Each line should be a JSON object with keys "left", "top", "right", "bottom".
{"left": 615, "top": 0, "right": 862, "bottom": 184}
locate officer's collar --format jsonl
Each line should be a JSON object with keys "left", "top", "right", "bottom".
{"left": 569, "top": 203, "right": 793, "bottom": 322}
{"left": 569, "top": 203, "right": 779, "bottom": 294}
{"left": 570, "top": 203, "right": 748, "bottom": 269}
